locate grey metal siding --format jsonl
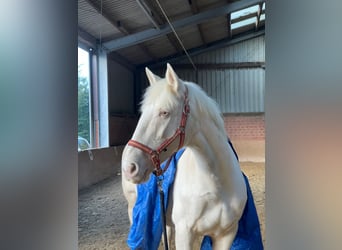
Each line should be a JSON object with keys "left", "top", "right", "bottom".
{"left": 176, "top": 36, "right": 265, "bottom": 113}
{"left": 139, "top": 36, "right": 265, "bottom": 113}
{"left": 139, "top": 68, "right": 265, "bottom": 113}
{"left": 181, "top": 35, "right": 265, "bottom": 63}
{"left": 189, "top": 69, "right": 264, "bottom": 113}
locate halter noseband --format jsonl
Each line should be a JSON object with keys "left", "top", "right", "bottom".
{"left": 127, "top": 86, "right": 190, "bottom": 176}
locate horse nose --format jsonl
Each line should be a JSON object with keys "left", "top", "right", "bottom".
{"left": 124, "top": 163, "right": 139, "bottom": 178}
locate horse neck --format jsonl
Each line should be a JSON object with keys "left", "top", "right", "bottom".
{"left": 185, "top": 110, "right": 239, "bottom": 180}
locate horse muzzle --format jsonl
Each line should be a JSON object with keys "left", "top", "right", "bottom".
{"left": 122, "top": 147, "right": 153, "bottom": 184}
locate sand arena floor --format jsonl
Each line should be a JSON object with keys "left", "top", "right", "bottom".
{"left": 78, "top": 162, "right": 265, "bottom": 249}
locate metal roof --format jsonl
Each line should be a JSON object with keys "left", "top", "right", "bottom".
{"left": 78, "top": 0, "right": 265, "bottom": 67}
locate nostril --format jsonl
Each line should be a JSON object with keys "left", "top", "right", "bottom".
{"left": 130, "top": 163, "right": 137, "bottom": 173}
{"left": 126, "top": 163, "right": 138, "bottom": 176}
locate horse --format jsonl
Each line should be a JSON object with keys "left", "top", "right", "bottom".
{"left": 121, "top": 63, "right": 247, "bottom": 250}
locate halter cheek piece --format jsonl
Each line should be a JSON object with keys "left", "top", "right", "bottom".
{"left": 127, "top": 86, "right": 190, "bottom": 176}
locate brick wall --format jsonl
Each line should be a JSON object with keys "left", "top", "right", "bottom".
{"left": 224, "top": 114, "right": 265, "bottom": 141}
{"left": 223, "top": 113, "right": 265, "bottom": 162}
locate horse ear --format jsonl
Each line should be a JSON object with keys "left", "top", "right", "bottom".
{"left": 166, "top": 63, "right": 180, "bottom": 92}
{"left": 145, "top": 67, "right": 161, "bottom": 85}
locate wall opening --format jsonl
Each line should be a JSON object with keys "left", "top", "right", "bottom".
{"left": 78, "top": 47, "right": 91, "bottom": 150}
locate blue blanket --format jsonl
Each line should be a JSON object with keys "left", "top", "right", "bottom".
{"left": 127, "top": 145, "right": 263, "bottom": 250}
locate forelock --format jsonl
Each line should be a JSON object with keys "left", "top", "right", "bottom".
{"left": 140, "top": 80, "right": 180, "bottom": 112}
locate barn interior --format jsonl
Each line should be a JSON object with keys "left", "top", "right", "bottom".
{"left": 78, "top": 0, "right": 265, "bottom": 189}
{"left": 78, "top": 0, "right": 265, "bottom": 248}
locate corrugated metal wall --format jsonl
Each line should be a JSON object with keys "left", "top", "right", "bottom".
{"left": 180, "top": 35, "right": 265, "bottom": 63}
{"left": 140, "top": 35, "right": 265, "bottom": 113}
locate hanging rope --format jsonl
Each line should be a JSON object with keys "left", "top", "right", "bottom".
{"left": 155, "top": 0, "right": 197, "bottom": 70}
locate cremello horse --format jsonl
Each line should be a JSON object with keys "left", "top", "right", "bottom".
{"left": 121, "top": 63, "right": 247, "bottom": 249}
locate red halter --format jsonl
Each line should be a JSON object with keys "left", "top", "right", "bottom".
{"left": 127, "top": 86, "right": 190, "bottom": 176}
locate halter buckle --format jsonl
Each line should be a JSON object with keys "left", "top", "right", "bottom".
{"left": 150, "top": 151, "right": 160, "bottom": 167}
{"left": 179, "top": 126, "right": 185, "bottom": 133}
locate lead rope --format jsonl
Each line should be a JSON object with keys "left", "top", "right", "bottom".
{"left": 157, "top": 176, "right": 169, "bottom": 250}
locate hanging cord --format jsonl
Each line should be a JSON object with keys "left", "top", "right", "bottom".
{"left": 155, "top": 0, "right": 197, "bottom": 70}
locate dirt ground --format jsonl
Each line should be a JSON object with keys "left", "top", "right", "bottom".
{"left": 78, "top": 162, "right": 265, "bottom": 249}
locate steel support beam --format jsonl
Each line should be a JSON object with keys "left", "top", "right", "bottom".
{"left": 97, "top": 49, "right": 109, "bottom": 147}
{"left": 103, "top": 0, "right": 264, "bottom": 51}
{"left": 83, "top": 0, "right": 157, "bottom": 60}
{"left": 256, "top": 3, "right": 264, "bottom": 30}
{"left": 227, "top": 14, "right": 232, "bottom": 38}
{"left": 78, "top": 27, "right": 97, "bottom": 50}
{"left": 83, "top": 0, "right": 130, "bottom": 35}
{"left": 136, "top": 0, "right": 160, "bottom": 29}
{"left": 188, "top": 0, "right": 206, "bottom": 45}
{"left": 141, "top": 28, "right": 265, "bottom": 68}
{"left": 135, "top": 0, "right": 182, "bottom": 53}
{"left": 231, "top": 12, "right": 256, "bottom": 24}
{"left": 140, "top": 0, "right": 184, "bottom": 53}
{"left": 171, "top": 62, "right": 265, "bottom": 70}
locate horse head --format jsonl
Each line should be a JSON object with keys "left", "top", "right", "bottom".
{"left": 122, "top": 63, "right": 190, "bottom": 184}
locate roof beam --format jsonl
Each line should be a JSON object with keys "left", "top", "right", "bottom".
{"left": 140, "top": 0, "right": 184, "bottom": 53}
{"left": 256, "top": 3, "right": 264, "bottom": 30}
{"left": 230, "top": 7, "right": 265, "bottom": 24}
{"left": 84, "top": 0, "right": 157, "bottom": 60}
{"left": 103, "top": 0, "right": 264, "bottom": 51}
{"left": 135, "top": 0, "right": 160, "bottom": 29}
{"left": 227, "top": 14, "right": 232, "bottom": 38}
{"left": 231, "top": 12, "right": 257, "bottom": 24}
{"left": 141, "top": 28, "right": 265, "bottom": 68}
{"left": 136, "top": 0, "right": 182, "bottom": 52}
{"left": 171, "top": 62, "right": 265, "bottom": 70}
{"left": 78, "top": 27, "right": 97, "bottom": 49}
{"left": 83, "top": 0, "right": 129, "bottom": 35}
{"left": 188, "top": 0, "right": 206, "bottom": 45}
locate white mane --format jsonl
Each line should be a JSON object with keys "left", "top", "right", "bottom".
{"left": 185, "top": 81, "right": 226, "bottom": 137}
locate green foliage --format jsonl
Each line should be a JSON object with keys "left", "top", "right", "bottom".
{"left": 78, "top": 65, "right": 90, "bottom": 142}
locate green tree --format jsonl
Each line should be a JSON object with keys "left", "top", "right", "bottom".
{"left": 78, "top": 65, "right": 90, "bottom": 142}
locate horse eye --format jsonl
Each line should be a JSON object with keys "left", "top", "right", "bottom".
{"left": 159, "top": 110, "right": 170, "bottom": 118}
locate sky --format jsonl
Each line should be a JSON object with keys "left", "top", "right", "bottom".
{"left": 78, "top": 47, "right": 89, "bottom": 78}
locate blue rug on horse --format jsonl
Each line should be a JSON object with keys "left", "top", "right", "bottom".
{"left": 127, "top": 145, "right": 263, "bottom": 250}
